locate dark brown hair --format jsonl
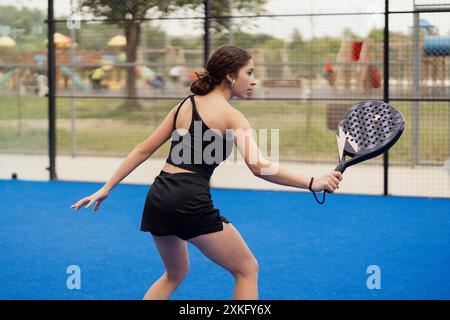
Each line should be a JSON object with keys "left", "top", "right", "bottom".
{"left": 190, "top": 45, "right": 252, "bottom": 95}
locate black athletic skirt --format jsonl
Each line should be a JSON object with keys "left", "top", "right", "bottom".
{"left": 140, "top": 170, "right": 230, "bottom": 241}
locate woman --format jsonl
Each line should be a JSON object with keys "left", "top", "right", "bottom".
{"left": 70, "top": 45, "right": 343, "bottom": 300}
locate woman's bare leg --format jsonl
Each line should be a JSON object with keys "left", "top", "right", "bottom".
{"left": 188, "top": 222, "right": 259, "bottom": 300}
{"left": 143, "top": 235, "right": 189, "bottom": 300}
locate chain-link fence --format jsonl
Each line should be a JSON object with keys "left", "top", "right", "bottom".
{"left": 0, "top": 0, "right": 449, "bottom": 197}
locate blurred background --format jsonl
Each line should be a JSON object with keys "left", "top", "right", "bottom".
{"left": 0, "top": 0, "right": 449, "bottom": 198}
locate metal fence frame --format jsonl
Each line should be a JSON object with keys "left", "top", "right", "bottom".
{"left": 45, "top": 0, "right": 450, "bottom": 196}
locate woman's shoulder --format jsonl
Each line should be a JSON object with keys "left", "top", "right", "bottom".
{"left": 212, "top": 101, "right": 246, "bottom": 124}
{"left": 195, "top": 95, "right": 249, "bottom": 127}
{"left": 196, "top": 95, "right": 234, "bottom": 115}
{"left": 222, "top": 105, "right": 250, "bottom": 130}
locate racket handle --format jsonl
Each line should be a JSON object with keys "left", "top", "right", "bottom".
{"left": 335, "top": 162, "right": 347, "bottom": 173}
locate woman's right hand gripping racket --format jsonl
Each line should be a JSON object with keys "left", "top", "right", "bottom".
{"left": 310, "top": 100, "right": 405, "bottom": 204}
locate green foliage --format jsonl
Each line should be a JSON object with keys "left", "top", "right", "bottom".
{"left": 0, "top": 5, "right": 47, "bottom": 51}
{"left": 0, "top": 6, "right": 45, "bottom": 34}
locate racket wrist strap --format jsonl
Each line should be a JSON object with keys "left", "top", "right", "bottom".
{"left": 308, "top": 177, "right": 326, "bottom": 205}
{"left": 308, "top": 177, "right": 314, "bottom": 191}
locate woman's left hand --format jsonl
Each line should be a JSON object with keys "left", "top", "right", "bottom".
{"left": 70, "top": 187, "right": 109, "bottom": 212}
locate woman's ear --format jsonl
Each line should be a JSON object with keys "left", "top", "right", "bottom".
{"left": 225, "top": 74, "right": 235, "bottom": 83}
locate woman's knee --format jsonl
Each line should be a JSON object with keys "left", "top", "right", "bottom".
{"left": 232, "top": 256, "right": 259, "bottom": 279}
{"left": 165, "top": 255, "right": 190, "bottom": 283}
{"left": 166, "top": 265, "right": 189, "bottom": 283}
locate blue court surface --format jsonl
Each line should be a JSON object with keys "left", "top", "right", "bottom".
{"left": 1, "top": 179, "right": 449, "bottom": 300}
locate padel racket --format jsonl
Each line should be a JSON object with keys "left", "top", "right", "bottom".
{"left": 311, "top": 100, "right": 405, "bottom": 204}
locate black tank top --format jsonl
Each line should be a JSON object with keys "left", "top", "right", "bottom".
{"left": 165, "top": 95, "right": 234, "bottom": 180}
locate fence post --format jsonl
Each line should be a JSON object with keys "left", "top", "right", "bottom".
{"left": 47, "top": 0, "right": 57, "bottom": 180}
{"left": 204, "top": 0, "right": 211, "bottom": 68}
{"left": 412, "top": 2, "right": 420, "bottom": 167}
{"left": 383, "top": 0, "right": 389, "bottom": 195}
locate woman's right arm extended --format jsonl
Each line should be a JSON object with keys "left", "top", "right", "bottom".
{"left": 228, "top": 109, "right": 342, "bottom": 192}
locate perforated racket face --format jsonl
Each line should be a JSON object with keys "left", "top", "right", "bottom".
{"left": 337, "top": 101, "right": 405, "bottom": 162}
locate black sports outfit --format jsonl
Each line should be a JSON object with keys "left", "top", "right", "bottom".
{"left": 140, "top": 95, "right": 234, "bottom": 240}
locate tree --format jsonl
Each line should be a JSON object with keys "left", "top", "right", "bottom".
{"left": 80, "top": 0, "right": 191, "bottom": 108}
{"left": 288, "top": 28, "right": 304, "bottom": 63}
{"left": 368, "top": 28, "right": 384, "bottom": 43}
{"left": 0, "top": 6, "right": 46, "bottom": 51}
{"left": 0, "top": 6, "right": 45, "bottom": 35}
{"left": 207, "top": 0, "right": 267, "bottom": 37}
{"left": 80, "top": 0, "right": 266, "bottom": 109}
{"left": 342, "top": 27, "right": 359, "bottom": 40}
{"left": 290, "top": 28, "right": 303, "bottom": 44}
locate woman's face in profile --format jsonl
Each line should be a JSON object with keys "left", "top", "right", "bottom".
{"left": 231, "top": 59, "right": 256, "bottom": 99}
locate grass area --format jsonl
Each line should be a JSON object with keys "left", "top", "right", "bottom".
{"left": 0, "top": 95, "right": 47, "bottom": 119}
{"left": 0, "top": 94, "right": 448, "bottom": 164}
{"left": 0, "top": 127, "right": 47, "bottom": 152}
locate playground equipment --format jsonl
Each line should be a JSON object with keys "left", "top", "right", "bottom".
{"left": 249, "top": 48, "right": 300, "bottom": 86}
{"left": 141, "top": 46, "right": 300, "bottom": 93}
{"left": 61, "top": 66, "right": 91, "bottom": 92}
{"left": 0, "top": 69, "right": 15, "bottom": 86}
{"left": 381, "top": 16, "right": 450, "bottom": 97}
{"left": 420, "top": 22, "right": 449, "bottom": 93}
{"left": 140, "top": 46, "right": 190, "bottom": 74}
{"left": 107, "top": 35, "right": 126, "bottom": 47}
{"left": 332, "top": 38, "right": 381, "bottom": 95}
{"left": 424, "top": 35, "right": 450, "bottom": 56}
{"left": 107, "top": 35, "right": 127, "bottom": 82}
{"left": 139, "top": 46, "right": 202, "bottom": 90}
{"left": 245, "top": 48, "right": 301, "bottom": 97}
{"left": 0, "top": 36, "right": 16, "bottom": 48}
{"left": 410, "top": 3, "right": 450, "bottom": 167}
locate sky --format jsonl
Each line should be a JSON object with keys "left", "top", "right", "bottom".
{"left": 1, "top": 0, "right": 450, "bottom": 40}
